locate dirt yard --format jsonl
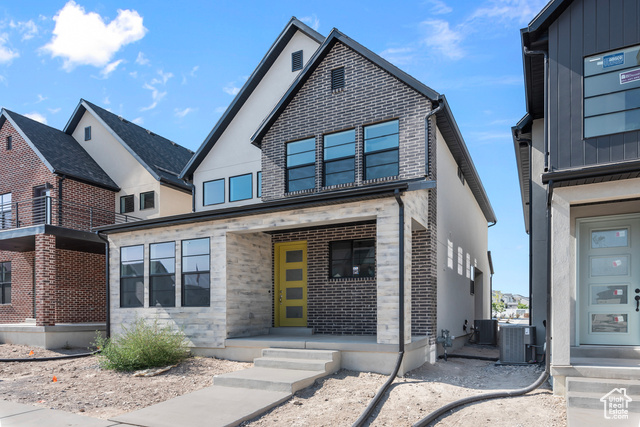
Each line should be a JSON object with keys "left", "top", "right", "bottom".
{"left": 0, "top": 344, "right": 566, "bottom": 426}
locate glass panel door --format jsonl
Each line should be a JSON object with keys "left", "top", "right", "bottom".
{"left": 275, "top": 242, "right": 307, "bottom": 327}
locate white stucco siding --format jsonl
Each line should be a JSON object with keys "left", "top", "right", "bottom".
{"left": 159, "top": 185, "right": 192, "bottom": 217}
{"left": 435, "top": 127, "right": 491, "bottom": 338}
{"left": 72, "top": 111, "right": 163, "bottom": 219}
{"left": 107, "top": 196, "right": 417, "bottom": 348}
{"left": 193, "top": 31, "right": 321, "bottom": 211}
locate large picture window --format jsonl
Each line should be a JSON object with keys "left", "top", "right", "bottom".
{"left": 182, "top": 238, "right": 210, "bottom": 307}
{"left": 364, "top": 120, "right": 399, "bottom": 180}
{"left": 286, "top": 138, "right": 315, "bottom": 192}
{"left": 324, "top": 129, "right": 355, "bottom": 186}
{"left": 330, "top": 239, "right": 375, "bottom": 278}
{"left": 150, "top": 242, "right": 175, "bottom": 307}
{"left": 229, "top": 173, "right": 252, "bottom": 202}
{"left": 584, "top": 44, "right": 640, "bottom": 138}
{"left": 0, "top": 193, "right": 11, "bottom": 229}
{"left": 203, "top": 179, "right": 224, "bottom": 205}
{"left": 0, "top": 262, "right": 10, "bottom": 304}
{"left": 120, "top": 245, "right": 143, "bottom": 308}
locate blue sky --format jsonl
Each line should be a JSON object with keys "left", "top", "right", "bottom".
{"left": 0, "top": 0, "right": 550, "bottom": 296}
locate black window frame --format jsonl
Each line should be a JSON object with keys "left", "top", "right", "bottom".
{"left": 84, "top": 126, "right": 91, "bottom": 141}
{"left": 0, "top": 192, "right": 11, "bottom": 229}
{"left": 203, "top": 178, "right": 225, "bottom": 206}
{"left": 292, "top": 50, "right": 303, "bottom": 72}
{"left": 140, "top": 191, "right": 155, "bottom": 210}
{"left": 323, "top": 129, "right": 356, "bottom": 187}
{"left": 329, "top": 239, "right": 375, "bottom": 279}
{"left": 6, "top": 135, "right": 12, "bottom": 150}
{"left": 120, "top": 245, "right": 144, "bottom": 308}
{"left": 363, "top": 119, "right": 400, "bottom": 181}
{"left": 331, "top": 67, "right": 345, "bottom": 91}
{"left": 120, "top": 195, "right": 134, "bottom": 214}
{"left": 229, "top": 173, "right": 253, "bottom": 202}
{"left": 149, "top": 241, "right": 176, "bottom": 308}
{"left": 182, "top": 237, "right": 210, "bottom": 307}
{"left": 257, "top": 171, "right": 262, "bottom": 198}
{"left": 286, "top": 137, "right": 316, "bottom": 193}
{"left": 0, "top": 261, "right": 10, "bottom": 304}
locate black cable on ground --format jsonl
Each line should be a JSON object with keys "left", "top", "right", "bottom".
{"left": 437, "top": 354, "right": 499, "bottom": 362}
{"left": 0, "top": 350, "right": 100, "bottom": 362}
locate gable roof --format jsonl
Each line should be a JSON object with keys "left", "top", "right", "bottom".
{"left": 179, "top": 17, "right": 324, "bottom": 180}
{"left": 251, "top": 28, "right": 496, "bottom": 224}
{"left": 0, "top": 109, "right": 119, "bottom": 191}
{"left": 64, "top": 99, "right": 193, "bottom": 192}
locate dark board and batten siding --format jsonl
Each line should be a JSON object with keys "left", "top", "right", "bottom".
{"left": 549, "top": 0, "right": 640, "bottom": 171}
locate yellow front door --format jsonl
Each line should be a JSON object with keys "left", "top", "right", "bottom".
{"left": 275, "top": 241, "right": 307, "bottom": 327}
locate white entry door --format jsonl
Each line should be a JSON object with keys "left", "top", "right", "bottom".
{"left": 579, "top": 215, "right": 640, "bottom": 345}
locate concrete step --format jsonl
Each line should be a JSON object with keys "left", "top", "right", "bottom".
{"left": 262, "top": 348, "right": 339, "bottom": 362}
{"left": 571, "top": 346, "right": 640, "bottom": 359}
{"left": 567, "top": 377, "right": 640, "bottom": 395}
{"left": 269, "top": 327, "right": 313, "bottom": 336}
{"left": 555, "top": 360, "right": 640, "bottom": 381}
{"left": 254, "top": 356, "right": 334, "bottom": 372}
{"left": 567, "top": 390, "right": 640, "bottom": 411}
{"left": 213, "top": 367, "right": 327, "bottom": 393}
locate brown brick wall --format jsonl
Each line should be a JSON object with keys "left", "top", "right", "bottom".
{"left": 272, "top": 222, "right": 377, "bottom": 335}
{"left": 260, "top": 41, "right": 431, "bottom": 201}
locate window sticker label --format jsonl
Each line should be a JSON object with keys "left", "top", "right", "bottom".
{"left": 604, "top": 52, "right": 624, "bottom": 68}
{"left": 614, "top": 289, "right": 624, "bottom": 296}
{"left": 613, "top": 260, "right": 623, "bottom": 267}
{"left": 616, "top": 230, "right": 626, "bottom": 237}
{"left": 614, "top": 315, "right": 625, "bottom": 323}
{"left": 620, "top": 68, "right": 640, "bottom": 84}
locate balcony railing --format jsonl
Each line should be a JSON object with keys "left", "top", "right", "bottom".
{"left": 0, "top": 196, "right": 141, "bottom": 232}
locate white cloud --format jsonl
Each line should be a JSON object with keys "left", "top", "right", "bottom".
{"left": 100, "top": 59, "right": 124, "bottom": 78}
{"left": 421, "top": 19, "right": 465, "bottom": 60}
{"left": 129, "top": 71, "right": 138, "bottom": 78}
{"left": 0, "top": 33, "right": 19, "bottom": 63}
{"left": 380, "top": 47, "right": 416, "bottom": 65}
{"left": 182, "top": 65, "right": 199, "bottom": 84}
{"left": 223, "top": 84, "right": 240, "bottom": 96}
{"left": 0, "top": 75, "right": 6, "bottom": 85}
{"left": 174, "top": 107, "right": 195, "bottom": 118}
{"left": 150, "top": 69, "right": 173, "bottom": 85}
{"left": 140, "top": 82, "right": 166, "bottom": 111}
{"left": 40, "top": 1, "right": 147, "bottom": 71}
{"left": 469, "top": 0, "right": 549, "bottom": 26}
{"left": 103, "top": 96, "right": 110, "bottom": 105}
{"left": 36, "top": 94, "right": 47, "bottom": 103}
{"left": 300, "top": 15, "right": 320, "bottom": 31}
{"left": 24, "top": 112, "right": 47, "bottom": 124}
{"left": 10, "top": 20, "right": 38, "bottom": 41}
{"left": 135, "top": 51, "right": 149, "bottom": 65}
{"left": 132, "top": 116, "right": 144, "bottom": 125}
{"left": 427, "top": 0, "right": 453, "bottom": 15}
{"left": 48, "top": 107, "right": 61, "bottom": 114}
{"left": 214, "top": 106, "right": 226, "bottom": 114}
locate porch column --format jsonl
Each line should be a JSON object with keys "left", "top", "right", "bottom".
{"left": 35, "top": 233, "right": 56, "bottom": 326}
{"left": 550, "top": 191, "right": 571, "bottom": 366}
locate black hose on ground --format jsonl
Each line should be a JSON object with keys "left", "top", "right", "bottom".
{"left": 437, "top": 354, "right": 498, "bottom": 362}
{"left": 0, "top": 350, "right": 99, "bottom": 362}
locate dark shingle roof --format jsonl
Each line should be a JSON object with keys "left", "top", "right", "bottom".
{"left": 65, "top": 100, "right": 193, "bottom": 191}
{"left": 0, "top": 109, "right": 119, "bottom": 191}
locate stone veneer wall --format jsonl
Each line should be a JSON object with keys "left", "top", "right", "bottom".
{"left": 271, "top": 222, "right": 377, "bottom": 335}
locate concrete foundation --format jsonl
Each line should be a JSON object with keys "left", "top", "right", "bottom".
{"left": 0, "top": 323, "right": 105, "bottom": 349}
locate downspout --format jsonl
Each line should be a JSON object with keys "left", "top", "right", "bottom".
{"left": 352, "top": 189, "right": 405, "bottom": 427}
{"left": 515, "top": 132, "right": 534, "bottom": 327}
{"left": 96, "top": 233, "right": 110, "bottom": 339}
{"left": 191, "top": 180, "right": 196, "bottom": 213}
{"left": 58, "top": 175, "right": 65, "bottom": 227}
{"left": 524, "top": 47, "right": 549, "bottom": 172}
{"left": 424, "top": 98, "right": 443, "bottom": 177}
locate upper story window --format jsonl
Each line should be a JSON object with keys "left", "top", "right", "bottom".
{"left": 6, "top": 136, "right": 11, "bottom": 150}
{"left": 364, "top": 120, "right": 399, "bottom": 180}
{"left": 229, "top": 173, "right": 252, "bottom": 202}
{"left": 0, "top": 261, "right": 10, "bottom": 304}
{"left": 257, "top": 171, "right": 262, "bottom": 198}
{"left": 84, "top": 126, "right": 91, "bottom": 141}
{"left": 140, "top": 191, "right": 155, "bottom": 210}
{"left": 149, "top": 242, "right": 175, "bottom": 307}
{"left": 182, "top": 238, "right": 210, "bottom": 307}
{"left": 584, "top": 44, "right": 640, "bottom": 138}
{"left": 0, "top": 193, "right": 11, "bottom": 229}
{"left": 331, "top": 67, "right": 345, "bottom": 91}
{"left": 120, "top": 195, "right": 134, "bottom": 214}
{"left": 292, "top": 50, "right": 303, "bottom": 72}
{"left": 203, "top": 179, "right": 224, "bottom": 206}
{"left": 286, "top": 137, "right": 315, "bottom": 192}
{"left": 120, "top": 245, "right": 144, "bottom": 308}
{"left": 324, "top": 129, "right": 355, "bottom": 186}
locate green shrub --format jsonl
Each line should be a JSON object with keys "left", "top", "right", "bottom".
{"left": 94, "top": 318, "right": 190, "bottom": 371}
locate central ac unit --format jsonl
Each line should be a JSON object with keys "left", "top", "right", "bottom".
{"left": 499, "top": 325, "right": 536, "bottom": 364}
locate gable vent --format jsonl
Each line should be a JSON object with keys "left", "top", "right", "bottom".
{"left": 331, "top": 67, "right": 345, "bottom": 91}
{"left": 292, "top": 50, "right": 303, "bottom": 71}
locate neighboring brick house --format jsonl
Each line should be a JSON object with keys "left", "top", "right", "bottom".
{"left": 513, "top": 0, "right": 640, "bottom": 397}
{"left": 0, "top": 101, "right": 194, "bottom": 348}
{"left": 99, "top": 19, "right": 496, "bottom": 375}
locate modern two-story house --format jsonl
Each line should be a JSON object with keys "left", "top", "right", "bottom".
{"left": 0, "top": 102, "right": 193, "bottom": 348}
{"left": 513, "top": 0, "right": 640, "bottom": 397}
{"left": 98, "top": 18, "right": 496, "bottom": 374}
